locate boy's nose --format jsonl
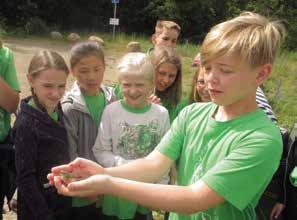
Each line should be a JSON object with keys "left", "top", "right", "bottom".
{"left": 52, "top": 88, "right": 61, "bottom": 98}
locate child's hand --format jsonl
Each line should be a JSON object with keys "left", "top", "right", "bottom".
{"left": 48, "top": 157, "right": 105, "bottom": 185}
{"left": 148, "top": 94, "right": 162, "bottom": 105}
{"left": 60, "top": 171, "right": 82, "bottom": 185}
{"left": 54, "top": 174, "right": 111, "bottom": 198}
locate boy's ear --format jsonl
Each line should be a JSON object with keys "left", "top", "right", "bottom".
{"left": 151, "top": 34, "right": 157, "bottom": 45}
{"left": 26, "top": 74, "right": 34, "bottom": 86}
{"left": 256, "top": 63, "right": 272, "bottom": 86}
{"left": 70, "top": 68, "right": 76, "bottom": 77}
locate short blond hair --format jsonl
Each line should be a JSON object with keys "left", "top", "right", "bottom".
{"left": 118, "top": 52, "right": 155, "bottom": 82}
{"left": 200, "top": 11, "right": 286, "bottom": 67}
{"left": 155, "top": 20, "right": 181, "bottom": 36}
{"left": 126, "top": 41, "right": 141, "bottom": 53}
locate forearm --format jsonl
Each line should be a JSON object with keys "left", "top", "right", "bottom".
{"left": 107, "top": 177, "right": 223, "bottom": 214}
{"left": 105, "top": 151, "right": 172, "bottom": 183}
{"left": 0, "top": 77, "right": 19, "bottom": 113}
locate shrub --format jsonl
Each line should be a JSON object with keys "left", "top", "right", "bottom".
{"left": 25, "top": 17, "right": 49, "bottom": 35}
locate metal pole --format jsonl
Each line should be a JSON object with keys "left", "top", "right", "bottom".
{"left": 112, "top": 3, "right": 117, "bottom": 40}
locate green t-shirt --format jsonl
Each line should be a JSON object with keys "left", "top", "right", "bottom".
{"left": 73, "top": 92, "right": 105, "bottom": 207}
{"left": 102, "top": 100, "right": 157, "bottom": 219}
{"left": 28, "top": 99, "right": 58, "bottom": 121}
{"left": 0, "top": 46, "right": 20, "bottom": 142}
{"left": 83, "top": 92, "right": 105, "bottom": 126}
{"left": 157, "top": 102, "right": 282, "bottom": 220}
{"left": 163, "top": 98, "right": 189, "bottom": 123}
{"left": 114, "top": 83, "right": 123, "bottom": 100}
{"left": 113, "top": 83, "right": 188, "bottom": 123}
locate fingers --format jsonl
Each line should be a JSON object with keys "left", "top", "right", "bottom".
{"left": 148, "top": 94, "right": 162, "bottom": 105}
{"left": 54, "top": 175, "right": 76, "bottom": 196}
{"left": 51, "top": 164, "right": 72, "bottom": 175}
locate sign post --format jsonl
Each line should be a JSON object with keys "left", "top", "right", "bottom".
{"left": 110, "top": 0, "right": 120, "bottom": 40}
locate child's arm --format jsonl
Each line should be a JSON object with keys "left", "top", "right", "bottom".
{"left": 53, "top": 167, "right": 224, "bottom": 214}
{"left": 0, "top": 47, "right": 20, "bottom": 114}
{"left": 93, "top": 108, "right": 127, "bottom": 167}
{"left": 14, "top": 123, "right": 53, "bottom": 219}
{"left": 0, "top": 77, "right": 19, "bottom": 113}
{"left": 62, "top": 104, "right": 80, "bottom": 160}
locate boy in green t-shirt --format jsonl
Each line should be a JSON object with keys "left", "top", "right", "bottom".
{"left": 50, "top": 12, "right": 285, "bottom": 220}
{"left": 0, "top": 40, "right": 20, "bottom": 219}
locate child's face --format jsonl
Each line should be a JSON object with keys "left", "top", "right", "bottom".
{"left": 28, "top": 68, "right": 67, "bottom": 113}
{"left": 155, "top": 62, "right": 178, "bottom": 92}
{"left": 196, "top": 69, "right": 210, "bottom": 102}
{"left": 204, "top": 55, "right": 260, "bottom": 107}
{"left": 152, "top": 29, "right": 179, "bottom": 47}
{"left": 120, "top": 74, "right": 153, "bottom": 108}
{"left": 71, "top": 55, "right": 105, "bottom": 96}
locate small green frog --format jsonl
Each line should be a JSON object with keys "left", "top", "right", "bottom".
{"left": 60, "top": 171, "right": 80, "bottom": 182}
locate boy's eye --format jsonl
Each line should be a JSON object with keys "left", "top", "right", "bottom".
{"left": 204, "top": 66, "right": 211, "bottom": 72}
{"left": 79, "top": 70, "right": 89, "bottom": 74}
{"left": 221, "top": 68, "right": 233, "bottom": 74}
{"left": 43, "top": 84, "right": 54, "bottom": 88}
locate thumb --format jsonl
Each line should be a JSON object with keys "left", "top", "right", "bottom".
{"left": 67, "top": 178, "right": 93, "bottom": 191}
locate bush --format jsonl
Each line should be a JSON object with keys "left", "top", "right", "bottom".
{"left": 25, "top": 17, "right": 49, "bottom": 35}
{"left": 0, "top": 17, "right": 7, "bottom": 36}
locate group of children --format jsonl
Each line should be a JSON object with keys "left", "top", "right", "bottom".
{"left": 0, "top": 11, "right": 296, "bottom": 220}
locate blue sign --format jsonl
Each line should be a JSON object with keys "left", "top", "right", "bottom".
{"left": 112, "top": 0, "right": 119, "bottom": 4}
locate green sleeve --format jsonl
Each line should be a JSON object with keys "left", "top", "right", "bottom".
{"left": 113, "top": 83, "right": 123, "bottom": 99}
{"left": 3, "top": 49, "right": 20, "bottom": 91}
{"left": 202, "top": 134, "right": 282, "bottom": 210}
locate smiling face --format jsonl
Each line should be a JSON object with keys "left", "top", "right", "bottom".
{"left": 28, "top": 68, "right": 67, "bottom": 114}
{"left": 71, "top": 55, "right": 105, "bottom": 96}
{"left": 120, "top": 74, "right": 153, "bottom": 109}
{"left": 152, "top": 28, "right": 179, "bottom": 48}
{"left": 155, "top": 62, "right": 178, "bottom": 92}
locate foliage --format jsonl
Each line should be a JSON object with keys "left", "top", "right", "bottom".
{"left": 25, "top": 17, "right": 49, "bottom": 35}
{"left": 1, "top": 0, "right": 297, "bottom": 49}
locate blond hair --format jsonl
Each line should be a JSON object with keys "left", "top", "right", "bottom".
{"left": 151, "top": 46, "right": 182, "bottom": 106}
{"left": 28, "top": 50, "right": 69, "bottom": 77}
{"left": 118, "top": 52, "right": 155, "bottom": 82}
{"left": 155, "top": 20, "right": 181, "bottom": 36}
{"left": 28, "top": 50, "right": 69, "bottom": 111}
{"left": 126, "top": 41, "right": 141, "bottom": 53}
{"left": 200, "top": 11, "right": 286, "bottom": 67}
